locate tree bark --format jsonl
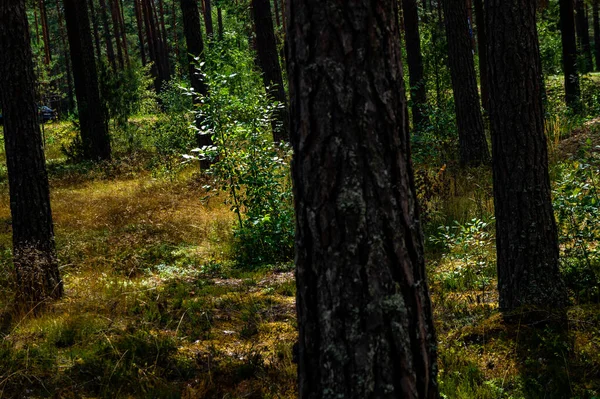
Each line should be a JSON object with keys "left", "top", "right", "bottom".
{"left": 402, "top": 0, "right": 429, "bottom": 129}
{"left": 98, "top": 0, "right": 117, "bottom": 70}
{"left": 594, "top": 0, "right": 600, "bottom": 71}
{"left": 560, "top": 0, "right": 581, "bottom": 109}
{"left": 287, "top": 0, "right": 439, "bottom": 397}
{"left": 473, "top": 0, "right": 489, "bottom": 113}
{"left": 217, "top": 6, "right": 224, "bottom": 40}
{"left": 252, "top": 0, "right": 288, "bottom": 142}
{"left": 486, "top": 0, "right": 567, "bottom": 312}
{"left": 39, "top": 0, "right": 52, "bottom": 64}
{"left": 134, "top": 0, "right": 147, "bottom": 65}
{"left": 64, "top": 0, "right": 112, "bottom": 161}
{"left": 203, "top": 0, "right": 214, "bottom": 38}
{"left": 87, "top": 0, "right": 103, "bottom": 63}
{"left": 56, "top": 0, "right": 75, "bottom": 112}
{"left": 442, "top": 0, "right": 489, "bottom": 166}
{"left": 180, "top": 0, "right": 213, "bottom": 169}
{"left": 576, "top": 0, "right": 593, "bottom": 73}
{"left": 0, "top": 0, "right": 63, "bottom": 308}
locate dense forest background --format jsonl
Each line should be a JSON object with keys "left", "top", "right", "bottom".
{"left": 0, "top": 0, "right": 599, "bottom": 397}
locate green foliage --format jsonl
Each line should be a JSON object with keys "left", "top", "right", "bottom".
{"left": 553, "top": 143, "right": 600, "bottom": 302}
{"left": 537, "top": 3, "right": 562, "bottom": 77}
{"left": 191, "top": 54, "right": 294, "bottom": 268}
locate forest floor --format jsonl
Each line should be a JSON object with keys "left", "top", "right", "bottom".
{"left": 0, "top": 120, "right": 598, "bottom": 398}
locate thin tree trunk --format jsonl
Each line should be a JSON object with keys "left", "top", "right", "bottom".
{"left": 0, "top": 0, "right": 63, "bottom": 308}
{"left": 402, "top": 0, "right": 429, "bottom": 129}
{"left": 180, "top": 0, "right": 212, "bottom": 169}
{"left": 110, "top": 0, "right": 124, "bottom": 68}
{"left": 39, "top": 0, "right": 52, "bottom": 64}
{"left": 118, "top": 0, "right": 129, "bottom": 66}
{"left": 217, "top": 6, "right": 223, "bottom": 40}
{"left": 98, "top": 0, "right": 117, "bottom": 70}
{"left": 442, "top": 0, "right": 490, "bottom": 166}
{"left": 560, "top": 0, "right": 581, "bottom": 108}
{"left": 473, "top": 0, "right": 489, "bottom": 113}
{"left": 287, "top": 0, "right": 439, "bottom": 396}
{"left": 87, "top": 0, "right": 103, "bottom": 63}
{"left": 64, "top": 0, "right": 112, "bottom": 160}
{"left": 252, "top": 0, "right": 288, "bottom": 142}
{"left": 204, "top": 0, "right": 214, "bottom": 38}
{"left": 487, "top": 0, "right": 567, "bottom": 312}
{"left": 56, "top": 0, "right": 75, "bottom": 111}
{"left": 594, "top": 0, "right": 600, "bottom": 71}
{"left": 134, "top": 0, "right": 147, "bottom": 65}
{"left": 576, "top": 0, "right": 593, "bottom": 73}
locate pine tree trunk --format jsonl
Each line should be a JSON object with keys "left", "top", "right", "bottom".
{"left": 98, "top": 0, "right": 117, "bottom": 70}
{"left": 110, "top": 0, "right": 125, "bottom": 68}
{"left": 402, "top": 0, "right": 429, "bottom": 129}
{"left": 473, "top": 0, "right": 489, "bottom": 113}
{"left": 180, "top": 0, "right": 213, "bottom": 169}
{"left": 594, "top": 0, "right": 600, "bottom": 71}
{"left": 64, "top": 0, "right": 112, "bottom": 161}
{"left": 287, "top": 0, "right": 439, "bottom": 397}
{"left": 442, "top": 0, "right": 489, "bottom": 166}
{"left": 576, "top": 0, "right": 593, "bottom": 73}
{"left": 486, "top": 0, "right": 567, "bottom": 312}
{"left": 217, "top": 6, "right": 223, "bottom": 40}
{"left": 203, "top": 0, "right": 214, "bottom": 38}
{"left": 560, "top": 0, "right": 581, "bottom": 108}
{"left": 252, "top": 0, "right": 288, "bottom": 142}
{"left": 0, "top": 0, "right": 63, "bottom": 308}
{"left": 39, "top": 0, "right": 52, "bottom": 65}
{"left": 134, "top": 0, "right": 147, "bottom": 65}
{"left": 87, "top": 0, "right": 103, "bottom": 63}
{"left": 56, "top": 0, "right": 75, "bottom": 112}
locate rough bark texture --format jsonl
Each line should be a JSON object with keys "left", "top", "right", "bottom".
{"left": 252, "top": 0, "right": 288, "bottom": 142}
{"left": 486, "top": 0, "right": 567, "bottom": 312}
{"left": 473, "top": 0, "right": 489, "bottom": 113}
{"left": 576, "top": 0, "right": 593, "bottom": 73}
{"left": 560, "top": 0, "right": 581, "bottom": 108}
{"left": 0, "top": 0, "right": 63, "bottom": 307}
{"left": 64, "top": 0, "right": 111, "bottom": 161}
{"left": 442, "top": 0, "right": 489, "bottom": 166}
{"left": 180, "top": 0, "right": 213, "bottom": 169}
{"left": 287, "top": 0, "right": 439, "bottom": 397}
{"left": 402, "top": 0, "right": 429, "bottom": 129}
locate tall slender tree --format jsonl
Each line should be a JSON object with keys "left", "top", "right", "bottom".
{"left": 442, "top": 0, "right": 489, "bottom": 166}
{"left": 252, "top": 0, "right": 288, "bottom": 142}
{"left": 402, "top": 0, "right": 429, "bottom": 129}
{"left": 0, "top": 0, "right": 63, "bottom": 307}
{"left": 64, "top": 0, "right": 111, "bottom": 160}
{"left": 473, "top": 0, "right": 489, "bottom": 113}
{"left": 487, "top": 0, "right": 567, "bottom": 312}
{"left": 180, "top": 0, "right": 213, "bottom": 169}
{"left": 204, "top": 0, "right": 214, "bottom": 38}
{"left": 287, "top": 0, "right": 439, "bottom": 397}
{"left": 594, "top": 0, "right": 600, "bottom": 71}
{"left": 560, "top": 0, "right": 581, "bottom": 109}
{"left": 576, "top": 0, "right": 593, "bottom": 73}
{"left": 98, "top": 0, "right": 117, "bottom": 70}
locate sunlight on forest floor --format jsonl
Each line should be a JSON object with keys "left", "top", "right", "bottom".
{"left": 0, "top": 121, "right": 599, "bottom": 398}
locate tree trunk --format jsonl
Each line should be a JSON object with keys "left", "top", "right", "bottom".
{"left": 576, "top": 0, "right": 593, "bottom": 73}
{"left": 64, "top": 0, "right": 112, "bottom": 161}
{"left": 0, "top": 0, "right": 63, "bottom": 308}
{"left": 217, "top": 6, "right": 223, "bottom": 40}
{"left": 287, "top": 0, "right": 439, "bottom": 397}
{"left": 39, "top": 0, "right": 52, "bottom": 64}
{"left": 560, "top": 0, "right": 581, "bottom": 109}
{"left": 402, "top": 0, "right": 429, "bottom": 130}
{"left": 56, "top": 0, "right": 75, "bottom": 112}
{"left": 87, "top": 0, "right": 103, "bottom": 63}
{"left": 142, "top": 0, "right": 170, "bottom": 90}
{"left": 594, "top": 0, "right": 600, "bottom": 71}
{"left": 203, "top": 0, "right": 214, "bottom": 39}
{"left": 486, "top": 0, "right": 567, "bottom": 312}
{"left": 110, "top": 0, "right": 125, "bottom": 68}
{"left": 98, "top": 0, "right": 117, "bottom": 70}
{"left": 442, "top": 0, "right": 489, "bottom": 166}
{"left": 473, "top": 0, "right": 489, "bottom": 113}
{"left": 134, "top": 0, "right": 147, "bottom": 65}
{"left": 252, "top": 0, "right": 288, "bottom": 142}
{"left": 180, "top": 0, "right": 213, "bottom": 169}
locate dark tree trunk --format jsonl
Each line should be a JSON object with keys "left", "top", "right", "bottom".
{"left": 594, "top": 0, "right": 600, "bottom": 71}
{"left": 180, "top": 0, "right": 213, "bottom": 169}
{"left": 203, "top": 0, "right": 214, "bottom": 38}
{"left": 560, "top": 0, "right": 581, "bottom": 108}
{"left": 0, "top": 0, "right": 63, "bottom": 308}
{"left": 117, "top": 0, "right": 129, "bottom": 66}
{"left": 252, "top": 0, "right": 288, "bottom": 142}
{"left": 142, "top": 0, "right": 170, "bottom": 90}
{"left": 473, "top": 0, "right": 489, "bottom": 113}
{"left": 64, "top": 0, "right": 112, "bottom": 161}
{"left": 110, "top": 0, "right": 125, "bottom": 68}
{"left": 98, "top": 0, "right": 117, "bottom": 70}
{"left": 442, "top": 0, "right": 489, "bottom": 166}
{"left": 87, "top": 0, "right": 103, "bottom": 63}
{"left": 287, "top": 0, "right": 439, "bottom": 397}
{"left": 39, "top": 0, "right": 52, "bottom": 64}
{"left": 486, "top": 0, "right": 567, "bottom": 312}
{"left": 217, "top": 6, "right": 223, "bottom": 40}
{"left": 402, "top": 0, "right": 429, "bottom": 129}
{"left": 134, "top": 0, "right": 147, "bottom": 65}
{"left": 576, "top": 0, "right": 593, "bottom": 73}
